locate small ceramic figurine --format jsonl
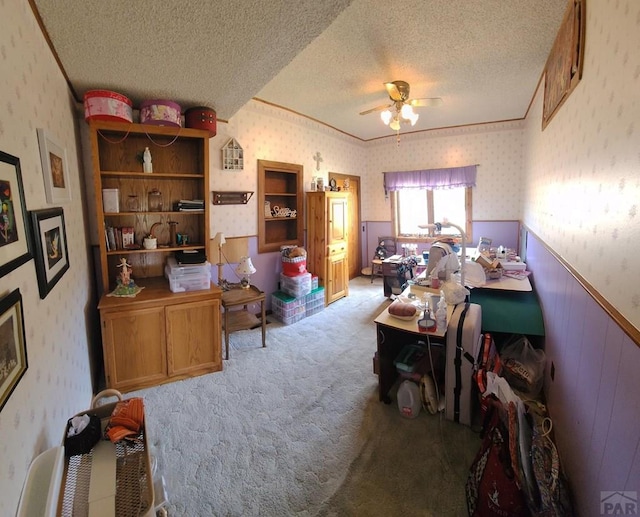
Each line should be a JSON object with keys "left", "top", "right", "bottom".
{"left": 117, "top": 257, "right": 133, "bottom": 287}
{"left": 107, "top": 257, "right": 143, "bottom": 297}
{"left": 143, "top": 147, "right": 153, "bottom": 173}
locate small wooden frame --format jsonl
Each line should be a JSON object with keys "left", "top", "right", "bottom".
{"left": 542, "top": 0, "right": 586, "bottom": 129}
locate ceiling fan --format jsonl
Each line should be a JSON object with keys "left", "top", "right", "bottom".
{"left": 360, "top": 80, "right": 443, "bottom": 130}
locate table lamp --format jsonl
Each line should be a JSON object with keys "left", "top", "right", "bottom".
{"left": 213, "top": 232, "right": 226, "bottom": 286}
{"left": 236, "top": 256, "right": 256, "bottom": 289}
{"left": 419, "top": 221, "right": 467, "bottom": 287}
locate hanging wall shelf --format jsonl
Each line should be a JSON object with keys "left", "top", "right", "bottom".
{"left": 221, "top": 138, "right": 244, "bottom": 170}
{"left": 211, "top": 191, "right": 254, "bottom": 205}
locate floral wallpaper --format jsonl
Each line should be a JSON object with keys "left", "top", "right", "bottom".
{"left": 523, "top": 0, "right": 640, "bottom": 331}
{"left": 1, "top": 0, "right": 639, "bottom": 513}
{"left": 0, "top": 1, "right": 94, "bottom": 514}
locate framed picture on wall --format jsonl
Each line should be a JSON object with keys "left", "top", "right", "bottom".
{"left": 0, "top": 288, "right": 27, "bottom": 413}
{"left": 31, "top": 207, "right": 70, "bottom": 299}
{"left": 0, "top": 150, "right": 33, "bottom": 279}
{"left": 37, "top": 128, "right": 71, "bottom": 203}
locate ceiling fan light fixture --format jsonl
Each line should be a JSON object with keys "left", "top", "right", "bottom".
{"left": 380, "top": 109, "right": 392, "bottom": 125}
{"left": 389, "top": 117, "right": 401, "bottom": 131}
{"left": 409, "top": 112, "right": 419, "bottom": 126}
{"left": 400, "top": 103, "right": 415, "bottom": 119}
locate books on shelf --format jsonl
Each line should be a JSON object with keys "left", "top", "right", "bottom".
{"left": 104, "top": 225, "right": 136, "bottom": 251}
{"left": 174, "top": 199, "right": 205, "bottom": 211}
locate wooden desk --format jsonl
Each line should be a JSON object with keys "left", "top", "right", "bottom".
{"left": 373, "top": 284, "right": 452, "bottom": 403}
{"left": 221, "top": 286, "right": 266, "bottom": 360}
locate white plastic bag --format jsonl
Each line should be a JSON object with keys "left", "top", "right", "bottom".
{"left": 441, "top": 280, "right": 469, "bottom": 305}
{"left": 501, "top": 336, "right": 546, "bottom": 397}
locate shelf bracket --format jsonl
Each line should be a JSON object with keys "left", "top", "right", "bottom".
{"left": 211, "top": 191, "right": 254, "bottom": 205}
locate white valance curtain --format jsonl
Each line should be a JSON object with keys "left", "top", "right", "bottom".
{"left": 383, "top": 164, "right": 477, "bottom": 195}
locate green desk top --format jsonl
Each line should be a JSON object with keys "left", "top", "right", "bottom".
{"left": 469, "top": 288, "right": 545, "bottom": 336}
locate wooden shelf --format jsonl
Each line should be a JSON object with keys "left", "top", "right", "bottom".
{"left": 257, "top": 160, "right": 304, "bottom": 253}
{"left": 211, "top": 191, "right": 254, "bottom": 205}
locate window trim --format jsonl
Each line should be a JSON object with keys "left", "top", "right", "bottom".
{"left": 391, "top": 187, "right": 473, "bottom": 243}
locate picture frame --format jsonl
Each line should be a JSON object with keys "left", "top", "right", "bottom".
{"left": 37, "top": 128, "right": 71, "bottom": 203}
{"left": 0, "top": 288, "right": 27, "bottom": 413}
{"left": 31, "top": 207, "right": 70, "bottom": 299}
{"left": 542, "top": 0, "right": 585, "bottom": 129}
{"left": 0, "top": 151, "right": 33, "bottom": 279}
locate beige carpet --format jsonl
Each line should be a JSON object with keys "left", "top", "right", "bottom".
{"left": 132, "top": 277, "right": 479, "bottom": 516}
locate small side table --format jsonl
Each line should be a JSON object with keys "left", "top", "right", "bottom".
{"left": 221, "top": 285, "right": 266, "bottom": 360}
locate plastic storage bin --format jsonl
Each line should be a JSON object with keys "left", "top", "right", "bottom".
{"left": 166, "top": 256, "right": 211, "bottom": 277}
{"left": 304, "top": 287, "right": 325, "bottom": 316}
{"left": 280, "top": 272, "right": 311, "bottom": 298}
{"left": 166, "top": 272, "right": 210, "bottom": 293}
{"left": 272, "top": 291, "right": 306, "bottom": 324}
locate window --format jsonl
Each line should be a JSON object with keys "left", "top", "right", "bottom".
{"left": 392, "top": 187, "right": 472, "bottom": 240}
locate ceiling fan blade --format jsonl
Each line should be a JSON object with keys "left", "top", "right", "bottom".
{"left": 409, "top": 97, "right": 444, "bottom": 108}
{"left": 359, "top": 103, "right": 392, "bottom": 115}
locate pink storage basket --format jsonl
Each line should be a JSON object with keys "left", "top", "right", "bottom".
{"left": 139, "top": 99, "right": 182, "bottom": 127}
{"left": 83, "top": 90, "right": 133, "bottom": 123}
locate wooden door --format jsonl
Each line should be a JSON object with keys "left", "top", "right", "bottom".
{"left": 328, "top": 195, "right": 348, "bottom": 245}
{"left": 326, "top": 251, "right": 349, "bottom": 304}
{"left": 329, "top": 173, "right": 361, "bottom": 279}
{"left": 101, "top": 305, "right": 167, "bottom": 391}
{"left": 166, "top": 298, "right": 221, "bottom": 378}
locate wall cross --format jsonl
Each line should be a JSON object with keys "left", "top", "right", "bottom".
{"left": 313, "top": 151, "right": 323, "bottom": 171}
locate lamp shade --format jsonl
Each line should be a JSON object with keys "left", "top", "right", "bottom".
{"left": 213, "top": 232, "right": 226, "bottom": 247}
{"left": 235, "top": 256, "right": 256, "bottom": 276}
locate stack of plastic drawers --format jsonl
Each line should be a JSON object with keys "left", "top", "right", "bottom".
{"left": 304, "top": 287, "right": 325, "bottom": 317}
{"left": 272, "top": 291, "right": 306, "bottom": 325}
{"left": 164, "top": 256, "right": 211, "bottom": 293}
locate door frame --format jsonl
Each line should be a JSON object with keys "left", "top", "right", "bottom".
{"left": 328, "top": 172, "right": 361, "bottom": 279}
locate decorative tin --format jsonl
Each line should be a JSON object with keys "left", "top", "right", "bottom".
{"left": 139, "top": 99, "right": 182, "bottom": 127}
{"left": 83, "top": 90, "right": 133, "bottom": 123}
{"left": 185, "top": 106, "right": 217, "bottom": 137}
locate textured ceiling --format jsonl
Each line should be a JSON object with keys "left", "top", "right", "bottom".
{"left": 32, "top": 0, "right": 568, "bottom": 141}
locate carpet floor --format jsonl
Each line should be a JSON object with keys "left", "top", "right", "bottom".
{"left": 131, "top": 276, "right": 480, "bottom": 516}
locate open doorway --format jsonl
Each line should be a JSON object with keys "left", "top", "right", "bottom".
{"left": 329, "top": 172, "right": 361, "bottom": 279}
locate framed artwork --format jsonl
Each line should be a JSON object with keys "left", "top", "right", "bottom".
{"left": 542, "top": 0, "right": 585, "bottom": 129}
{"left": 0, "top": 151, "right": 33, "bottom": 278}
{"left": 37, "top": 128, "right": 71, "bottom": 203}
{"left": 31, "top": 207, "right": 70, "bottom": 299}
{"left": 0, "top": 288, "right": 27, "bottom": 413}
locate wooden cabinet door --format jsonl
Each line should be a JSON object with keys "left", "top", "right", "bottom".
{"left": 326, "top": 251, "right": 349, "bottom": 304}
{"left": 166, "top": 298, "right": 221, "bottom": 377}
{"left": 328, "top": 195, "right": 348, "bottom": 245}
{"left": 101, "top": 306, "right": 167, "bottom": 391}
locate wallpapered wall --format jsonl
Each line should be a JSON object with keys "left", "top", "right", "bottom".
{"left": 208, "top": 101, "right": 368, "bottom": 238}
{"left": 0, "top": 0, "right": 94, "bottom": 514}
{"left": 523, "top": 0, "right": 640, "bottom": 331}
{"left": 362, "top": 122, "right": 525, "bottom": 223}
{"left": 2, "top": 0, "right": 639, "bottom": 512}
